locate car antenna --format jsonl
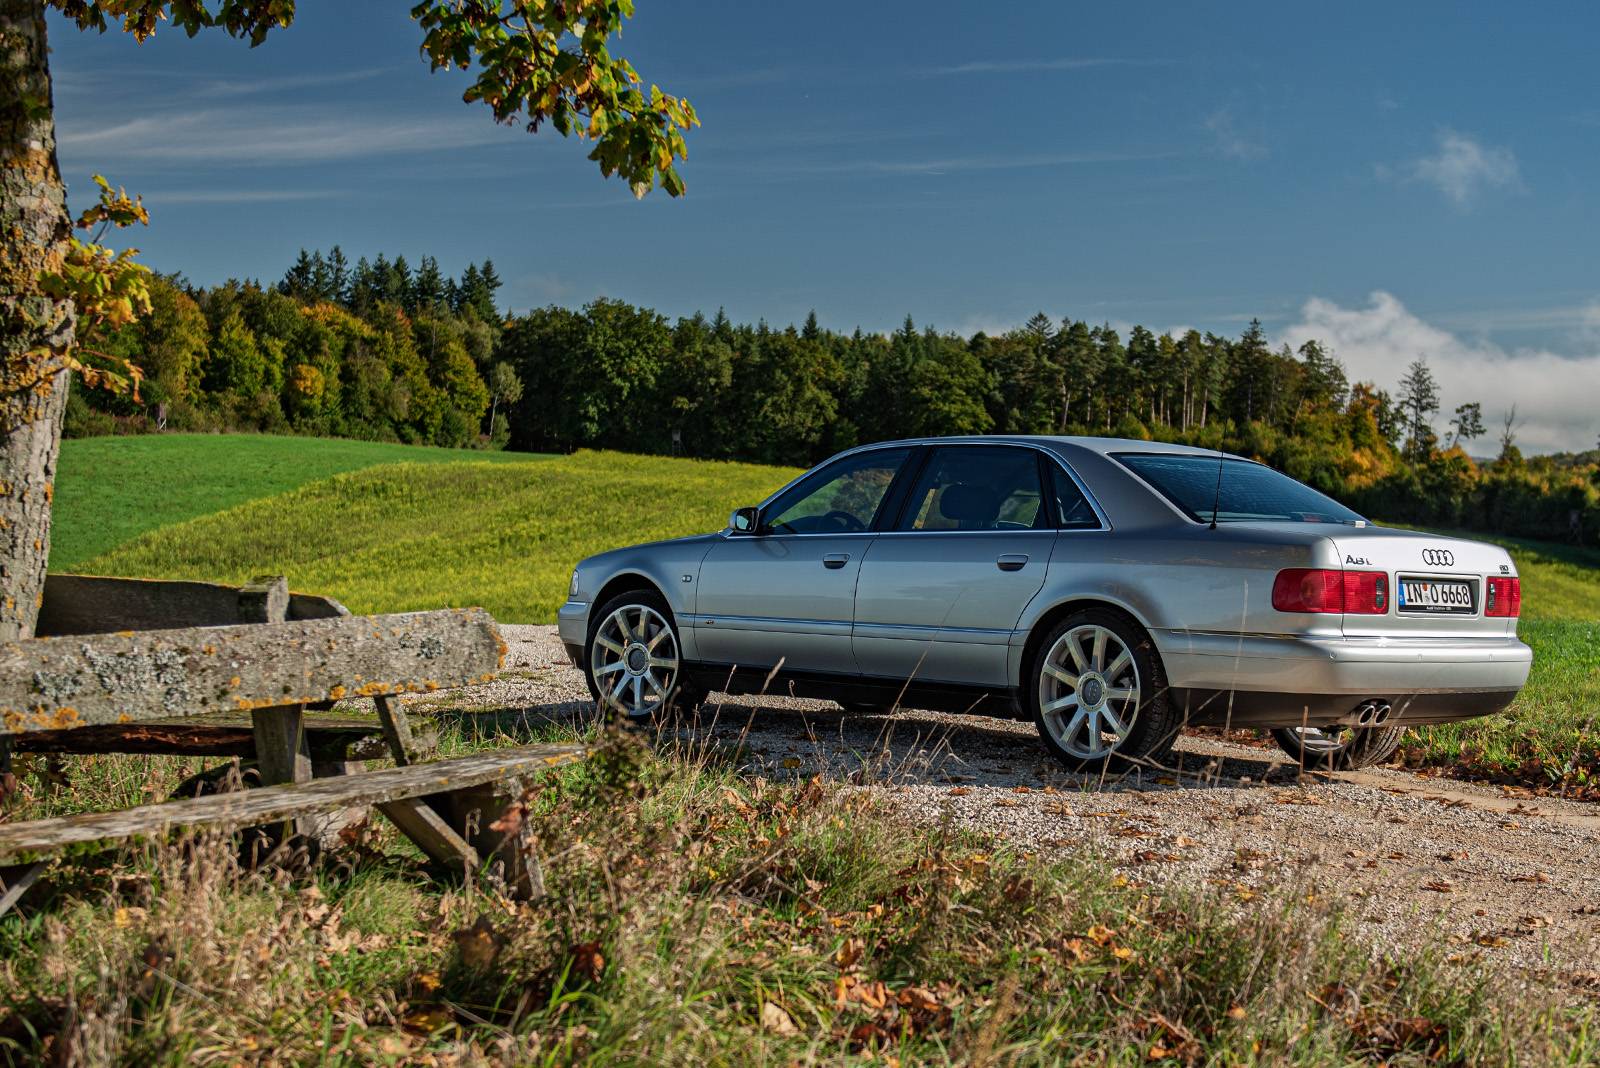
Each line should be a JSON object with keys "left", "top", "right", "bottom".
{"left": 1208, "top": 445, "right": 1225, "bottom": 530}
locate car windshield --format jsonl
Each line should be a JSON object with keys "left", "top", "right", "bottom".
{"left": 1114, "top": 453, "right": 1366, "bottom": 525}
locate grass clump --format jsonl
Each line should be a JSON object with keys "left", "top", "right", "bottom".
{"left": 1, "top": 728, "right": 1593, "bottom": 1065}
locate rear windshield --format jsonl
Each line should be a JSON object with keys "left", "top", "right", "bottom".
{"left": 1113, "top": 453, "right": 1366, "bottom": 525}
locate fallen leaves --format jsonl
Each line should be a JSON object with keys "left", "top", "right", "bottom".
{"left": 760, "top": 1001, "right": 799, "bottom": 1036}
{"left": 452, "top": 915, "right": 505, "bottom": 971}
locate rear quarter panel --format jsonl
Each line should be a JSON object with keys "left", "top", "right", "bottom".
{"left": 1014, "top": 524, "right": 1343, "bottom": 684}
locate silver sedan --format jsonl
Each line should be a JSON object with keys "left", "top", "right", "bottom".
{"left": 559, "top": 437, "right": 1531, "bottom": 771}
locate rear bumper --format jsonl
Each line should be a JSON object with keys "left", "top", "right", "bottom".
{"left": 1156, "top": 630, "right": 1531, "bottom": 728}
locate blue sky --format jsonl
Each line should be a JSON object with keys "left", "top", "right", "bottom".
{"left": 47, "top": 1, "right": 1600, "bottom": 452}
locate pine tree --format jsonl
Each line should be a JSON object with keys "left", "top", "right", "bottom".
{"left": 414, "top": 256, "right": 445, "bottom": 311}
{"left": 388, "top": 254, "right": 414, "bottom": 309}
{"left": 1398, "top": 357, "right": 1441, "bottom": 460}
{"left": 477, "top": 259, "right": 503, "bottom": 319}
{"left": 327, "top": 246, "right": 351, "bottom": 305}
{"left": 279, "top": 249, "right": 314, "bottom": 300}
{"left": 802, "top": 309, "right": 820, "bottom": 341}
{"left": 455, "top": 263, "right": 482, "bottom": 314}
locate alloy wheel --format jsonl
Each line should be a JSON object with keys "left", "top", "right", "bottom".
{"left": 590, "top": 603, "right": 680, "bottom": 718}
{"left": 1283, "top": 726, "right": 1352, "bottom": 754}
{"left": 1038, "top": 623, "right": 1141, "bottom": 759}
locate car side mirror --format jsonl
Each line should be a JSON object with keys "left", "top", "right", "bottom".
{"left": 729, "top": 506, "right": 761, "bottom": 535}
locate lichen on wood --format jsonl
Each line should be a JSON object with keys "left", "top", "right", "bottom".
{"left": 0, "top": 607, "right": 505, "bottom": 735}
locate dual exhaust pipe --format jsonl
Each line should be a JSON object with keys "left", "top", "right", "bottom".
{"left": 1349, "top": 699, "right": 1393, "bottom": 728}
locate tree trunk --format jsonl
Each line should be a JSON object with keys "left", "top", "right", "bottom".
{"left": 0, "top": 0, "right": 74, "bottom": 642}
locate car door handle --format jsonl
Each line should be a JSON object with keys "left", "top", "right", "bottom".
{"left": 822, "top": 553, "right": 850, "bottom": 569}
{"left": 996, "top": 554, "right": 1029, "bottom": 572}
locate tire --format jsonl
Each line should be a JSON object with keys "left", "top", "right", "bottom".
{"left": 1270, "top": 724, "right": 1405, "bottom": 771}
{"left": 1027, "top": 608, "right": 1181, "bottom": 773}
{"left": 584, "top": 588, "right": 703, "bottom": 722}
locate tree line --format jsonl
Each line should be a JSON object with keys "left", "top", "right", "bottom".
{"left": 70, "top": 249, "right": 1600, "bottom": 546}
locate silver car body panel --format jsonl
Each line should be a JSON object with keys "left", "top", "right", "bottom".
{"left": 558, "top": 436, "right": 1532, "bottom": 727}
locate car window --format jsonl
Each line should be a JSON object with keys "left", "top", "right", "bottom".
{"left": 1114, "top": 452, "right": 1365, "bottom": 524}
{"left": 899, "top": 446, "right": 1045, "bottom": 531}
{"left": 763, "top": 448, "right": 911, "bottom": 534}
{"left": 1048, "top": 463, "right": 1102, "bottom": 529}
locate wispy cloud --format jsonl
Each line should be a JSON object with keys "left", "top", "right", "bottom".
{"left": 198, "top": 67, "right": 392, "bottom": 97}
{"left": 1386, "top": 128, "right": 1521, "bottom": 208}
{"left": 920, "top": 57, "right": 1160, "bottom": 76}
{"left": 136, "top": 188, "right": 343, "bottom": 204}
{"left": 58, "top": 108, "right": 517, "bottom": 166}
{"left": 1283, "top": 291, "right": 1597, "bottom": 453}
{"left": 1202, "top": 107, "right": 1266, "bottom": 161}
{"left": 780, "top": 148, "right": 1174, "bottom": 176}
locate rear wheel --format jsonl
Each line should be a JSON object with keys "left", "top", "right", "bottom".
{"left": 1028, "top": 609, "right": 1180, "bottom": 773}
{"left": 585, "top": 589, "right": 703, "bottom": 721}
{"left": 1270, "top": 724, "right": 1404, "bottom": 771}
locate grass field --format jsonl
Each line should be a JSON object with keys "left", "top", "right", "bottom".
{"left": 1402, "top": 532, "right": 1600, "bottom": 790}
{"left": 79, "top": 449, "right": 800, "bottom": 623}
{"left": 2, "top": 725, "right": 1593, "bottom": 1064}
{"left": 52, "top": 434, "right": 544, "bottom": 571}
{"left": 53, "top": 437, "right": 1600, "bottom": 789}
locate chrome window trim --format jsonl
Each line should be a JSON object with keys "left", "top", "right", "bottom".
{"left": 724, "top": 438, "right": 1115, "bottom": 536}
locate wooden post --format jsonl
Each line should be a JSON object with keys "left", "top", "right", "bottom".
{"left": 238, "top": 577, "right": 308, "bottom": 850}
{"left": 237, "top": 575, "right": 289, "bottom": 627}
{"left": 0, "top": 862, "right": 43, "bottom": 918}
{"left": 376, "top": 797, "right": 480, "bottom": 875}
{"left": 373, "top": 695, "right": 418, "bottom": 766}
{"left": 434, "top": 778, "right": 546, "bottom": 900}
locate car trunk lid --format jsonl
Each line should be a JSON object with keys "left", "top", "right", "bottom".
{"left": 1329, "top": 526, "right": 1519, "bottom": 638}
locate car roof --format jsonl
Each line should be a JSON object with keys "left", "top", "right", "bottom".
{"left": 843, "top": 435, "right": 1245, "bottom": 462}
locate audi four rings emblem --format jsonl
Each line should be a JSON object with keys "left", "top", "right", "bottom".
{"left": 1421, "top": 548, "right": 1455, "bottom": 568}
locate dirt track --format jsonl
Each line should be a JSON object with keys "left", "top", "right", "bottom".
{"left": 410, "top": 625, "right": 1600, "bottom": 990}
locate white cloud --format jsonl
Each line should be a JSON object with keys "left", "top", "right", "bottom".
{"left": 57, "top": 108, "right": 516, "bottom": 166}
{"left": 1282, "top": 291, "right": 1599, "bottom": 454}
{"left": 923, "top": 57, "right": 1158, "bottom": 76}
{"left": 1396, "top": 129, "right": 1520, "bottom": 208}
{"left": 780, "top": 149, "right": 1174, "bottom": 176}
{"left": 1202, "top": 108, "right": 1266, "bottom": 161}
{"left": 136, "top": 188, "right": 341, "bottom": 204}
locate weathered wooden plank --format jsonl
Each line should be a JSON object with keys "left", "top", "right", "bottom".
{"left": 8, "top": 718, "right": 434, "bottom": 761}
{"left": 0, "top": 743, "right": 585, "bottom": 864}
{"left": 434, "top": 779, "right": 545, "bottom": 900}
{"left": 237, "top": 575, "right": 289, "bottom": 626}
{"left": 378, "top": 797, "right": 480, "bottom": 871}
{"left": 252, "top": 704, "right": 311, "bottom": 786}
{"left": 0, "top": 862, "right": 44, "bottom": 918}
{"left": 373, "top": 695, "right": 418, "bottom": 766}
{"left": 0, "top": 608, "right": 506, "bottom": 736}
{"left": 38, "top": 574, "right": 347, "bottom": 637}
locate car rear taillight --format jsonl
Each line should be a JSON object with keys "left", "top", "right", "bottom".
{"left": 1485, "top": 576, "right": 1521, "bottom": 617}
{"left": 1272, "top": 568, "right": 1388, "bottom": 614}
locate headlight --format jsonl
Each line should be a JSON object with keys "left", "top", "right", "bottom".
{"left": 569, "top": 569, "right": 581, "bottom": 598}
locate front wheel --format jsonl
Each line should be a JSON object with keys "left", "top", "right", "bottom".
{"left": 1270, "top": 724, "right": 1404, "bottom": 771}
{"left": 1028, "top": 609, "right": 1180, "bottom": 773}
{"left": 584, "top": 590, "right": 703, "bottom": 721}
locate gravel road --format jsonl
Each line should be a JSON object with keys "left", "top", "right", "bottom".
{"left": 409, "top": 625, "right": 1600, "bottom": 991}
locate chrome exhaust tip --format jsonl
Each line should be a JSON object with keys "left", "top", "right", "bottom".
{"left": 1348, "top": 699, "right": 1393, "bottom": 728}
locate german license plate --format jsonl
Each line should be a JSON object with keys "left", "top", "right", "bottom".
{"left": 1397, "top": 578, "right": 1474, "bottom": 614}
